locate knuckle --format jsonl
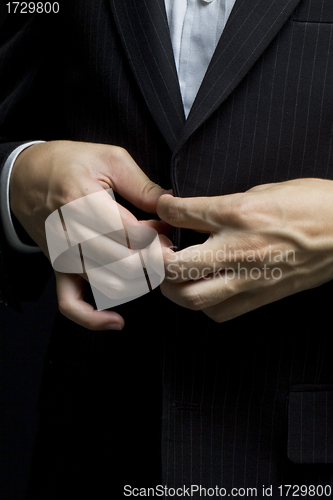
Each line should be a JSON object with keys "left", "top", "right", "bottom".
{"left": 111, "top": 145, "right": 128, "bottom": 160}
{"left": 204, "top": 306, "right": 231, "bottom": 323}
{"left": 182, "top": 287, "right": 206, "bottom": 310}
{"left": 104, "top": 145, "right": 130, "bottom": 171}
{"left": 141, "top": 180, "right": 160, "bottom": 198}
{"left": 163, "top": 198, "right": 182, "bottom": 224}
{"left": 228, "top": 195, "right": 261, "bottom": 228}
{"left": 98, "top": 145, "right": 128, "bottom": 173}
{"left": 205, "top": 292, "right": 252, "bottom": 323}
{"left": 58, "top": 300, "right": 69, "bottom": 317}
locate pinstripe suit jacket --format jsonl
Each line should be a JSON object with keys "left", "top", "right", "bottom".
{"left": 1, "top": 0, "right": 333, "bottom": 497}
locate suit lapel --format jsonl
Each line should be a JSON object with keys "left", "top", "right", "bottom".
{"left": 109, "top": 0, "right": 303, "bottom": 153}
{"left": 109, "top": 0, "right": 185, "bottom": 152}
{"left": 177, "top": 0, "right": 303, "bottom": 151}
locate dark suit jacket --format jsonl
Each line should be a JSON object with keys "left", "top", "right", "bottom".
{"left": 1, "top": 1, "right": 333, "bottom": 498}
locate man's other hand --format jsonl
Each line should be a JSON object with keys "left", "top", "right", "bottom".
{"left": 10, "top": 141, "right": 169, "bottom": 330}
{"left": 157, "top": 178, "right": 333, "bottom": 322}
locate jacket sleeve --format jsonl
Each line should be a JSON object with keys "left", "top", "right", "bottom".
{"left": 0, "top": 7, "right": 58, "bottom": 308}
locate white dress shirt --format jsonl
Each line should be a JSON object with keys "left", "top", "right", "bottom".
{"left": 165, "top": 0, "right": 235, "bottom": 117}
{"left": 0, "top": 0, "right": 236, "bottom": 252}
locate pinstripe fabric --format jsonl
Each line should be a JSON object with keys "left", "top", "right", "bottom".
{"left": 288, "top": 386, "right": 333, "bottom": 463}
{"left": 110, "top": 0, "right": 185, "bottom": 151}
{"left": 161, "top": 302, "right": 333, "bottom": 495}
{"left": 1, "top": 0, "right": 333, "bottom": 498}
{"left": 176, "top": 0, "right": 302, "bottom": 149}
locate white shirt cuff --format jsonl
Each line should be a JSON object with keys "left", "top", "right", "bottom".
{"left": 0, "top": 141, "right": 45, "bottom": 253}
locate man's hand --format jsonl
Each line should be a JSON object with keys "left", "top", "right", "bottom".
{"left": 157, "top": 178, "right": 333, "bottom": 322}
{"left": 10, "top": 140, "right": 169, "bottom": 330}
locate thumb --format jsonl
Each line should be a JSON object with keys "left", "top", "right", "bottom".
{"left": 107, "top": 148, "right": 171, "bottom": 213}
{"left": 55, "top": 272, "right": 124, "bottom": 330}
{"left": 156, "top": 194, "right": 221, "bottom": 232}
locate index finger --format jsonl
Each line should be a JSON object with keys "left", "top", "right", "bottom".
{"left": 156, "top": 193, "right": 238, "bottom": 232}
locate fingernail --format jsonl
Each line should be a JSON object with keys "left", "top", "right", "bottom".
{"left": 104, "top": 323, "right": 123, "bottom": 331}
